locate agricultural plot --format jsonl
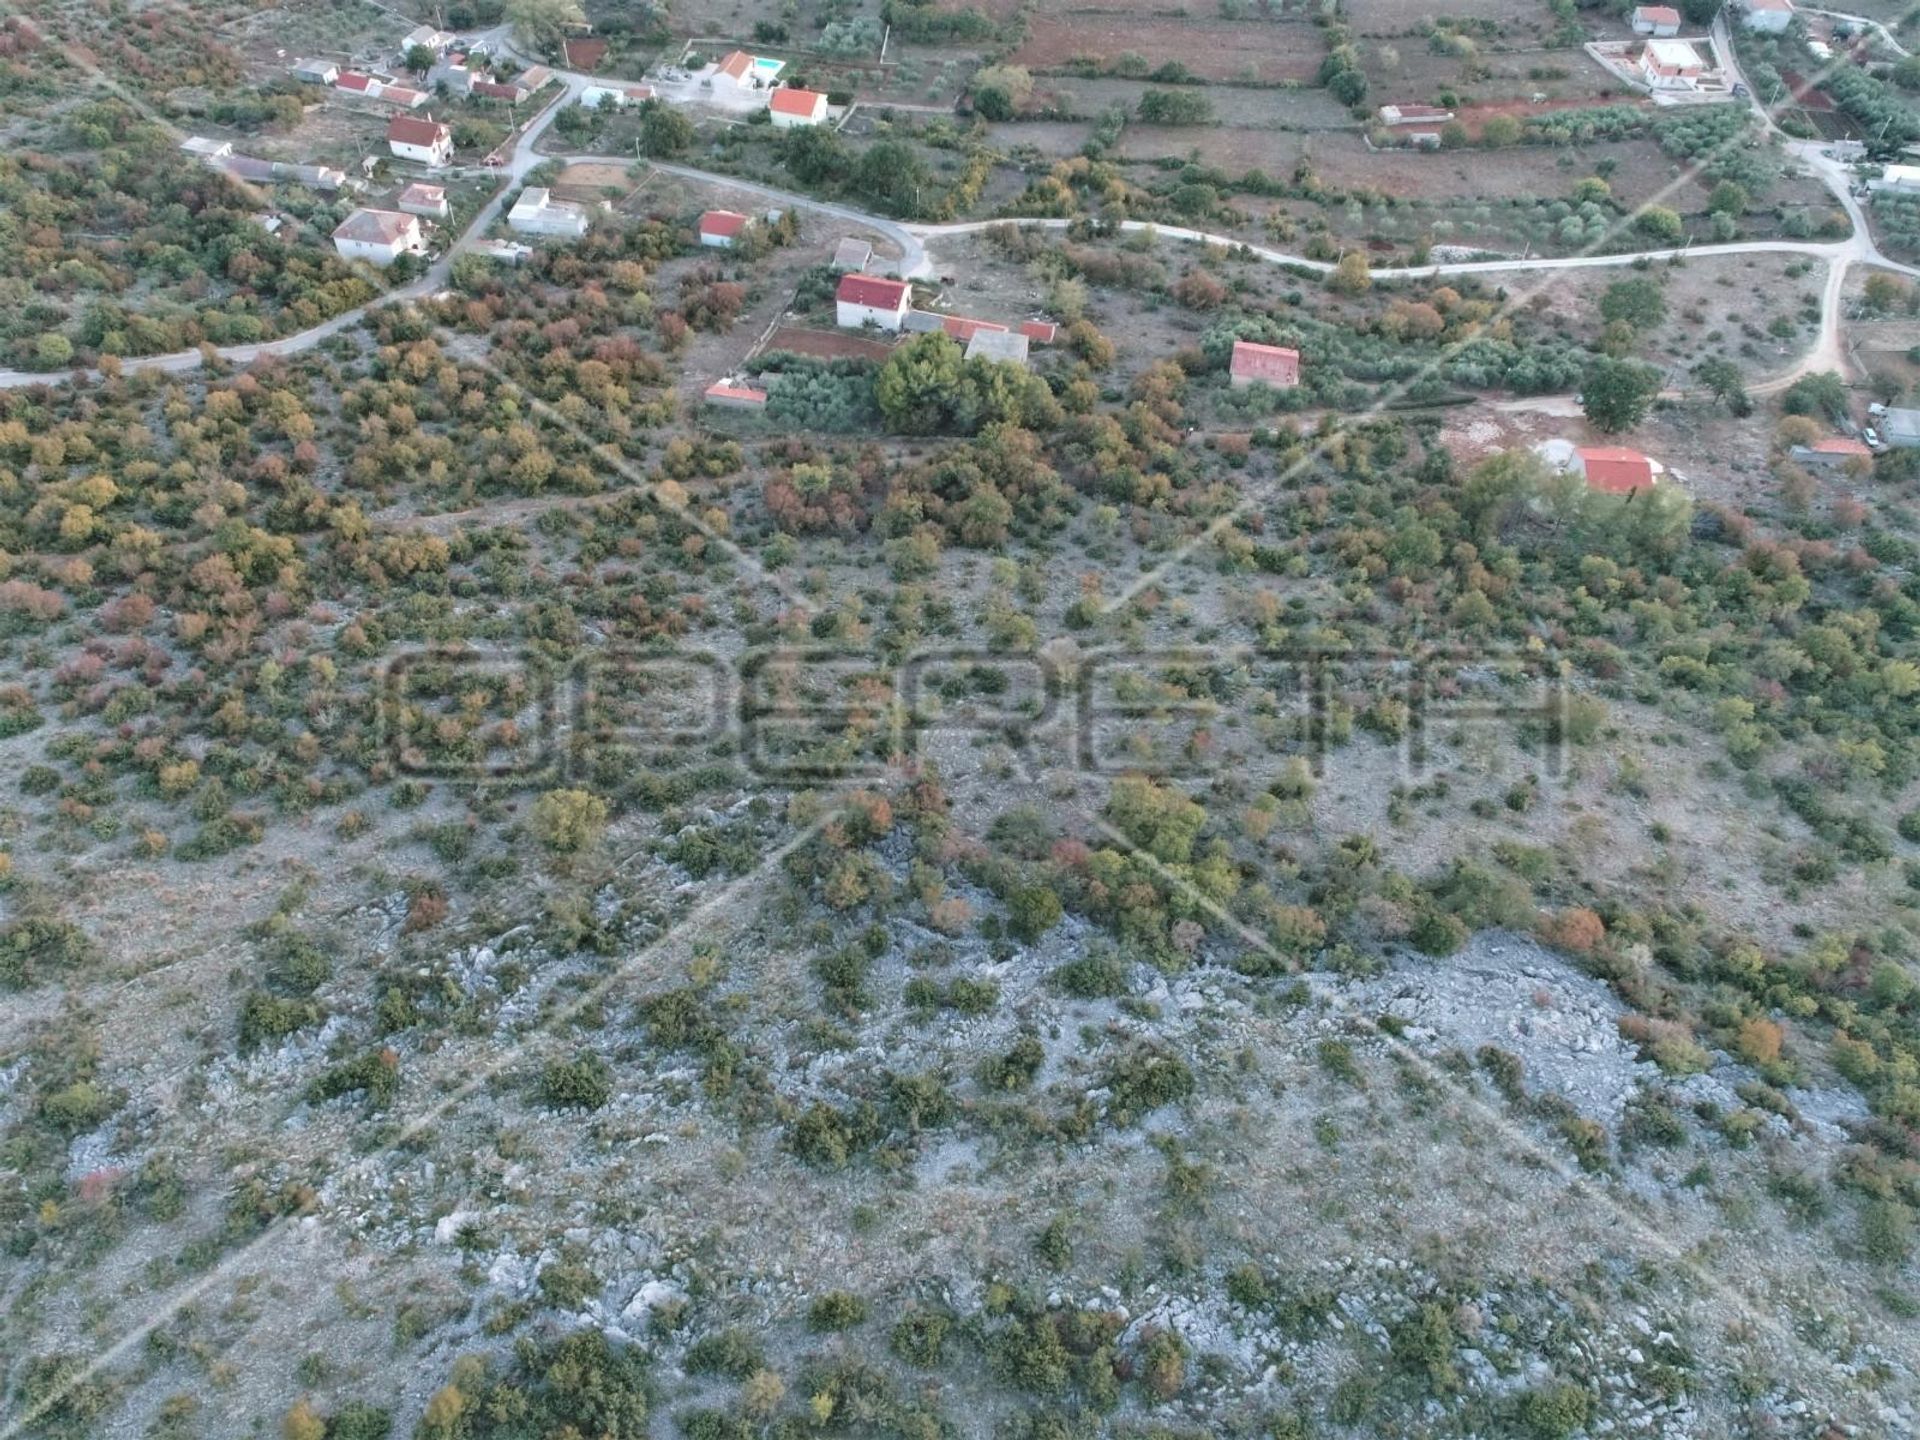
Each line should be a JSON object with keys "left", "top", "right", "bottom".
{"left": 1368, "top": 44, "right": 1634, "bottom": 111}
{"left": 1048, "top": 75, "right": 1356, "bottom": 130}
{"left": 1345, "top": 0, "right": 1567, "bottom": 40}
{"left": 1012, "top": 17, "right": 1325, "bottom": 83}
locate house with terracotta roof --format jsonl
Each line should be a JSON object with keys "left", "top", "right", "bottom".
{"left": 705, "top": 379, "right": 769, "bottom": 409}
{"left": 941, "top": 315, "right": 1008, "bottom": 343}
{"left": 769, "top": 87, "right": 828, "bottom": 128}
{"left": 1573, "top": 446, "right": 1659, "bottom": 493}
{"left": 837, "top": 273, "right": 912, "bottom": 331}
{"left": 1020, "top": 320, "right": 1058, "bottom": 345}
{"left": 332, "top": 208, "right": 427, "bottom": 265}
{"left": 1791, "top": 436, "right": 1873, "bottom": 466}
{"left": 396, "top": 181, "right": 448, "bottom": 218}
{"left": 699, "top": 210, "right": 749, "bottom": 247}
{"left": 387, "top": 114, "right": 452, "bottom": 166}
{"left": 1637, "top": 38, "right": 1706, "bottom": 88}
{"left": 1229, "top": 339, "right": 1301, "bottom": 389}
{"left": 1737, "top": 0, "right": 1793, "bottom": 32}
{"left": 1631, "top": 5, "right": 1682, "bottom": 35}
{"left": 715, "top": 50, "right": 759, "bottom": 88}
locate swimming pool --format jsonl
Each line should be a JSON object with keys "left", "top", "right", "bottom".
{"left": 752, "top": 56, "right": 784, "bottom": 80}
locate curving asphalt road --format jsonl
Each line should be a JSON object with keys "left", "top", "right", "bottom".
{"left": 3, "top": 18, "right": 1914, "bottom": 392}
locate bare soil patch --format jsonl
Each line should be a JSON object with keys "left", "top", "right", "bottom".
{"left": 763, "top": 326, "right": 897, "bottom": 361}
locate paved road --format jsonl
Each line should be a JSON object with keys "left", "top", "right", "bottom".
{"left": 4, "top": 23, "right": 1914, "bottom": 393}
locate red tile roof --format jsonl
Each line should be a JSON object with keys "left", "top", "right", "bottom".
{"left": 1635, "top": 5, "right": 1682, "bottom": 22}
{"left": 717, "top": 50, "right": 754, "bottom": 81}
{"left": 705, "top": 380, "right": 768, "bottom": 404}
{"left": 1019, "top": 320, "right": 1058, "bottom": 344}
{"left": 769, "top": 87, "right": 826, "bottom": 117}
{"left": 1576, "top": 446, "right": 1655, "bottom": 493}
{"left": 387, "top": 114, "right": 449, "bottom": 147}
{"left": 941, "top": 315, "right": 1008, "bottom": 341}
{"left": 837, "top": 273, "right": 911, "bottom": 310}
{"left": 1229, "top": 339, "right": 1301, "bottom": 386}
{"left": 333, "top": 208, "right": 419, "bottom": 245}
{"left": 335, "top": 71, "right": 373, "bottom": 92}
{"left": 1813, "top": 435, "right": 1872, "bottom": 456}
{"left": 699, "top": 209, "right": 748, "bottom": 238}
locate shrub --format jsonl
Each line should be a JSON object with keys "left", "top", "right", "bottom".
{"left": 808, "top": 1291, "right": 869, "bottom": 1331}
{"left": 542, "top": 1052, "right": 614, "bottom": 1110}
{"left": 529, "top": 788, "right": 610, "bottom": 853}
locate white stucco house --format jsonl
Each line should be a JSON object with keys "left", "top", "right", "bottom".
{"left": 769, "top": 87, "right": 828, "bottom": 128}
{"left": 332, "top": 208, "right": 427, "bottom": 265}
{"left": 387, "top": 115, "right": 453, "bottom": 167}
{"left": 507, "top": 186, "right": 590, "bottom": 238}
{"left": 1738, "top": 0, "right": 1794, "bottom": 31}
{"left": 836, "top": 273, "right": 912, "bottom": 331}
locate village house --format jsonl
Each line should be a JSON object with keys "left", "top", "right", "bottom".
{"left": 1020, "top": 320, "right": 1058, "bottom": 345}
{"left": 507, "top": 186, "right": 590, "bottom": 238}
{"left": 291, "top": 58, "right": 338, "bottom": 85}
{"left": 472, "top": 238, "right": 534, "bottom": 265}
{"left": 332, "top": 208, "right": 427, "bottom": 266}
{"left": 1631, "top": 5, "right": 1682, "bottom": 36}
{"left": 218, "top": 154, "right": 346, "bottom": 191}
{"left": 1229, "top": 339, "right": 1301, "bottom": 389}
{"left": 705, "top": 379, "right": 769, "bottom": 410}
{"left": 1790, "top": 436, "right": 1872, "bottom": 467}
{"left": 769, "top": 87, "right": 828, "bottom": 128}
{"left": 1637, "top": 38, "right": 1706, "bottom": 89}
{"left": 401, "top": 25, "right": 452, "bottom": 57}
{"left": 836, "top": 273, "right": 912, "bottom": 331}
{"left": 1879, "top": 408, "right": 1920, "bottom": 446}
{"left": 1737, "top": 0, "right": 1794, "bottom": 31}
{"left": 714, "top": 50, "right": 778, "bottom": 89}
{"left": 387, "top": 114, "right": 452, "bottom": 167}
{"left": 1573, "top": 445, "right": 1660, "bottom": 493}
{"left": 396, "top": 181, "right": 449, "bottom": 219}
{"left": 581, "top": 83, "right": 653, "bottom": 108}
{"left": 335, "top": 71, "right": 428, "bottom": 106}
{"left": 1377, "top": 103, "right": 1453, "bottom": 126}
{"left": 698, "top": 210, "right": 749, "bottom": 248}
{"left": 1875, "top": 163, "right": 1920, "bottom": 194}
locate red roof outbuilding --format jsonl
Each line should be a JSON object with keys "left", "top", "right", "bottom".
{"left": 1229, "top": 339, "right": 1301, "bottom": 387}
{"left": 837, "top": 273, "right": 911, "bottom": 309}
{"left": 769, "top": 87, "right": 827, "bottom": 118}
{"left": 699, "top": 209, "right": 749, "bottom": 239}
{"left": 1575, "top": 446, "right": 1657, "bottom": 493}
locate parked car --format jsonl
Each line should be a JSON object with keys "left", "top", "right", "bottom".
{"left": 1865, "top": 427, "right": 1885, "bottom": 449}
{"left": 1732, "top": 82, "right": 1750, "bottom": 97}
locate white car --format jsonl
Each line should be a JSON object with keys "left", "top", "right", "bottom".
{"left": 1865, "top": 427, "right": 1884, "bottom": 449}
